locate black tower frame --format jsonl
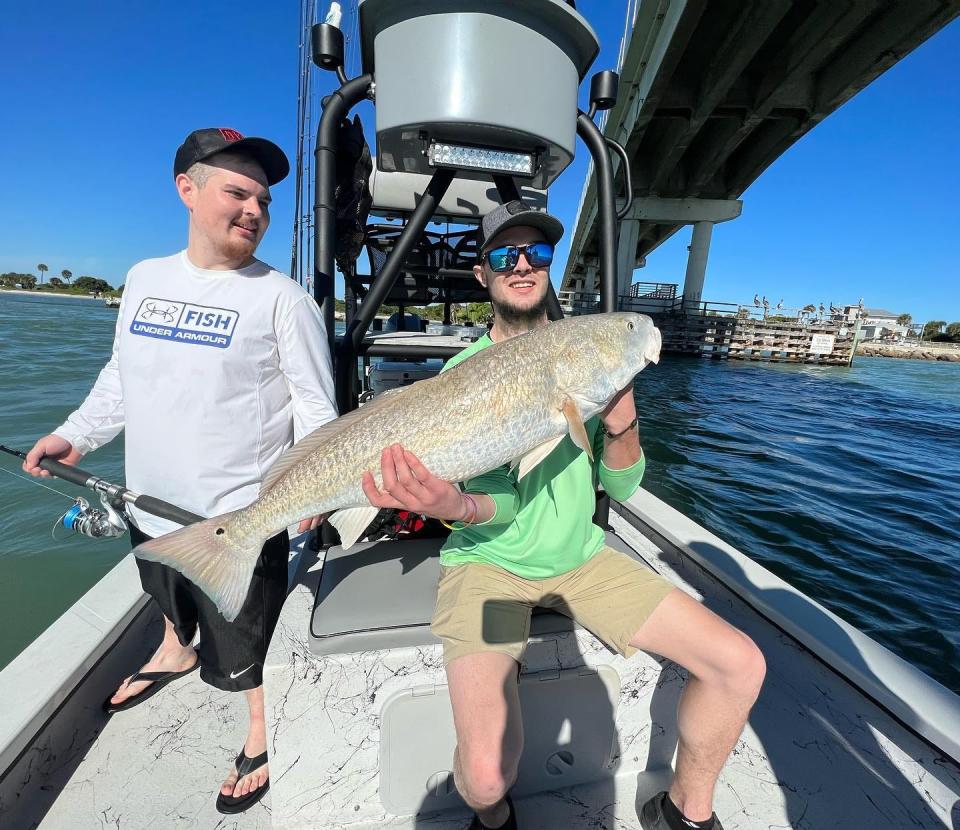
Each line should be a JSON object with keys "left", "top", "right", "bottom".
{"left": 313, "top": 79, "right": 620, "bottom": 415}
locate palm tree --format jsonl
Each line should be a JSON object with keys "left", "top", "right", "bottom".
{"left": 922, "top": 320, "right": 946, "bottom": 340}
{"left": 61, "top": 269, "right": 73, "bottom": 285}
{"left": 37, "top": 263, "right": 48, "bottom": 284}
{"left": 896, "top": 313, "right": 912, "bottom": 326}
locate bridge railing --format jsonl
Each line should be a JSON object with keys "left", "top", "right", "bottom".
{"left": 603, "top": 0, "right": 643, "bottom": 132}
{"left": 558, "top": 289, "right": 682, "bottom": 316}
{"left": 629, "top": 281, "right": 677, "bottom": 300}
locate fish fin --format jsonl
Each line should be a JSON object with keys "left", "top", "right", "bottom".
{"left": 261, "top": 392, "right": 405, "bottom": 496}
{"left": 329, "top": 505, "right": 381, "bottom": 549}
{"left": 133, "top": 511, "right": 262, "bottom": 623}
{"left": 516, "top": 435, "right": 566, "bottom": 480}
{"left": 561, "top": 398, "right": 594, "bottom": 461}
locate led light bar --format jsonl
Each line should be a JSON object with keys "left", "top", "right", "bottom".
{"left": 427, "top": 142, "right": 535, "bottom": 177}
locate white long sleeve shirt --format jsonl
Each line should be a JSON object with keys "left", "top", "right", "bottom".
{"left": 54, "top": 251, "right": 337, "bottom": 537}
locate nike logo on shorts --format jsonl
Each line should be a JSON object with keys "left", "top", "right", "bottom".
{"left": 229, "top": 663, "right": 257, "bottom": 679}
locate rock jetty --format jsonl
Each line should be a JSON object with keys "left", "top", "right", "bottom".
{"left": 857, "top": 343, "right": 960, "bottom": 362}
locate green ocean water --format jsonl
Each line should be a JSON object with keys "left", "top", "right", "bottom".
{"left": 1, "top": 290, "right": 958, "bottom": 693}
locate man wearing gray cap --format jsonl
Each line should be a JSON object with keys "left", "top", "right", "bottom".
{"left": 363, "top": 201, "right": 765, "bottom": 830}
{"left": 24, "top": 127, "right": 337, "bottom": 813}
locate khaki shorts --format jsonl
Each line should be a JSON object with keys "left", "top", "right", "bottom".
{"left": 431, "top": 546, "right": 675, "bottom": 665}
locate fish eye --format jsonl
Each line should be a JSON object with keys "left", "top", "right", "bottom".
{"left": 627, "top": 321, "right": 635, "bottom": 330}
{"left": 216, "top": 528, "right": 225, "bottom": 536}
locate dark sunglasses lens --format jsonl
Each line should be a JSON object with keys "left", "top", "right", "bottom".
{"left": 487, "top": 247, "right": 517, "bottom": 272}
{"left": 526, "top": 243, "right": 554, "bottom": 267}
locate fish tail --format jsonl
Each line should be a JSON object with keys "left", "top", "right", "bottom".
{"left": 133, "top": 511, "right": 264, "bottom": 623}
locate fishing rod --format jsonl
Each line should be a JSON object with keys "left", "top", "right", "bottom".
{"left": 0, "top": 444, "right": 201, "bottom": 539}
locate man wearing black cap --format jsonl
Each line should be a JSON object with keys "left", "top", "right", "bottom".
{"left": 24, "top": 128, "right": 337, "bottom": 813}
{"left": 363, "top": 201, "right": 765, "bottom": 830}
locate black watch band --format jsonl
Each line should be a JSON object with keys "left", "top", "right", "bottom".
{"left": 601, "top": 416, "right": 638, "bottom": 439}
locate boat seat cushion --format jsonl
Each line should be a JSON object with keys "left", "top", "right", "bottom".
{"left": 309, "top": 532, "right": 645, "bottom": 657}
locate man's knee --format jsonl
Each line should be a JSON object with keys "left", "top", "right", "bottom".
{"left": 717, "top": 630, "right": 766, "bottom": 700}
{"left": 456, "top": 747, "right": 520, "bottom": 807}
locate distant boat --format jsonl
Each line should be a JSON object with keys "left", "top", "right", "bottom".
{"left": 104, "top": 296, "right": 121, "bottom": 308}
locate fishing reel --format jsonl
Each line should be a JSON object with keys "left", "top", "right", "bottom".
{"left": 54, "top": 494, "right": 128, "bottom": 540}
{"left": 1, "top": 444, "right": 197, "bottom": 540}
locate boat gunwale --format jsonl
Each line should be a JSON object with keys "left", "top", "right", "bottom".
{"left": 0, "top": 555, "right": 149, "bottom": 781}
{"left": 613, "top": 489, "right": 960, "bottom": 763}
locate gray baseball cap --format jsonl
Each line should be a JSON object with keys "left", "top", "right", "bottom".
{"left": 479, "top": 200, "right": 564, "bottom": 250}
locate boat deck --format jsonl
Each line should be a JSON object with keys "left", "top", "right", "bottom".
{"left": 258, "top": 508, "right": 960, "bottom": 829}
{"left": 0, "top": 494, "right": 960, "bottom": 830}
{"left": 27, "top": 597, "right": 275, "bottom": 829}
{"left": 14, "top": 498, "right": 960, "bottom": 829}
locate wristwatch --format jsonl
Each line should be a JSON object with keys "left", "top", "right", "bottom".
{"left": 600, "top": 416, "right": 638, "bottom": 439}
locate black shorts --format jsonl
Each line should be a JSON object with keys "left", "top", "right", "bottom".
{"left": 131, "top": 523, "right": 289, "bottom": 692}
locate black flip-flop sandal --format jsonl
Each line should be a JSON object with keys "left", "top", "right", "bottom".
{"left": 101, "top": 652, "right": 199, "bottom": 714}
{"left": 215, "top": 748, "right": 270, "bottom": 814}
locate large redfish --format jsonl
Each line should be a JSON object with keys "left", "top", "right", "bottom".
{"left": 135, "top": 313, "right": 661, "bottom": 620}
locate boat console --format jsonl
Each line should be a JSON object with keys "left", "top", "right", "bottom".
{"left": 265, "top": 2, "right": 669, "bottom": 825}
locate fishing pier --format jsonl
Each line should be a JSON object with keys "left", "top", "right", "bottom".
{"left": 559, "top": 284, "right": 858, "bottom": 365}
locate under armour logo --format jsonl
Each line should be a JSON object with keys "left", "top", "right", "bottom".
{"left": 140, "top": 301, "right": 180, "bottom": 323}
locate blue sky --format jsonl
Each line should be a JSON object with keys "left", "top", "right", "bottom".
{"left": 1, "top": 2, "right": 957, "bottom": 323}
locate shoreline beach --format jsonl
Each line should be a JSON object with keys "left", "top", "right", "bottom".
{"left": 0, "top": 288, "right": 103, "bottom": 301}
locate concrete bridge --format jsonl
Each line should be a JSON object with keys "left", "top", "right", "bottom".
{"left": 562, "top": 0, "right": 960, "bottom": 309}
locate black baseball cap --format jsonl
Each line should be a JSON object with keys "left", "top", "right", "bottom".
{"left": 479, "top": 200, "right": 564, "bottom": 251}
{"left": 173, "top": 127, "right": 290, "bottom": 186}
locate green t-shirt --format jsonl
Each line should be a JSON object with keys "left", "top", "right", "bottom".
{"left": 439, "top": 333, "right": 646, "bottom": 579}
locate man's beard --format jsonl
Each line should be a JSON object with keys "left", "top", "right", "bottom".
{"left": 491, "top": 290, "right": 550, "bottom": 328}
{"left": 217, "top": 232, "right": 258, "bottom": 264}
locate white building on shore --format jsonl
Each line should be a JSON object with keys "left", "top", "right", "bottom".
{"left": 843, "top": 304, "right": 909, "bottom": 341}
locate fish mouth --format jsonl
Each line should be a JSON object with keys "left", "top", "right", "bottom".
{"left": 645, "top": 325, "right": 662, "bottom": 364}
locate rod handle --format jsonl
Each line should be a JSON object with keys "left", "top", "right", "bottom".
{"left": 1, "top": 444, "right": 95, "bottom": 487}
{"left": 39, "top": 458, "right": 98, "bottom": 487}
{"left": 132, "top": 496, "right": 204, "bottom": 527}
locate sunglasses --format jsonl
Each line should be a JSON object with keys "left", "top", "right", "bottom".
{"left": 480, "top": 242, "right": 554, "bottom": 272}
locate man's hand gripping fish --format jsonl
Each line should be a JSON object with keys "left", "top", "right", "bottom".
{"left": 135, "top": 312, "right": 662, "bottom": 621}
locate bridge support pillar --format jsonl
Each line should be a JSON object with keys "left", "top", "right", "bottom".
{"left": 681, "top": 220, "right": 713, "bottom": 312}
{"left": 563, "top": 198, "right": 741, "bottom": 307}
{"left": 616, "top": 218, "right": 641, "bottom": 304}
{"left": 583, "top": 259, "right": 599, "bottom": 300}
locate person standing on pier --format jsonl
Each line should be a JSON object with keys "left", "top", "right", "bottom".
{"left": 23, "top": 127, "right": 337, "bottom": 814}
{"left": 362, "top": 201, "right": 766, "bottom": 830}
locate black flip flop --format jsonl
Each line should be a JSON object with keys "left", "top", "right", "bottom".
{"left": 215, "top": 748, "right": 270, "bottom": 814}
{"left": 101, "top": 652, "right": 199, "bottom": 714}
